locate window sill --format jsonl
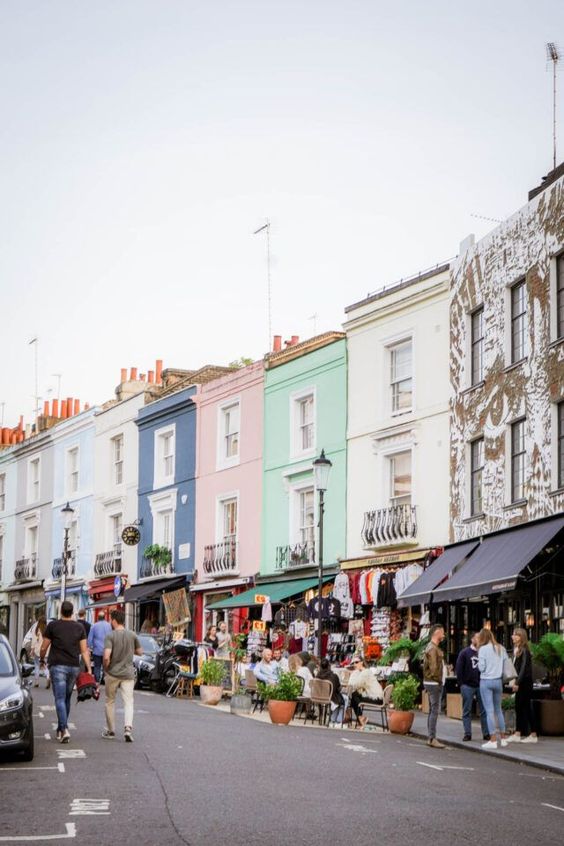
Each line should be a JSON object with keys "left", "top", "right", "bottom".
{"left": 503, "top": 358, "right": 527, "bottom": 374}
{"left": 462, "top": 512, "right": 486, "bottom": 524}
{"left": 390, "top": 409, "right": 414, "bottom": 418}
{"left": 216, "top": 456, "right": 240, "bottom": 472}
{"left": 503, "top": 499, "right": 527, "bottom": 511}
{"left": 461, "top": 381, "right": 485, "bottom": 397}
{"left": 548, "top": 336, "right": 564, "bottom": 350}
{"left": 549, "top": 487, "right": 564, "bottom": 497}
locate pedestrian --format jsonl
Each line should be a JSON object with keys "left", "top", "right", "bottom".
{"left": 30, "top": 616, "right": 50, "bottom": 689}
{"left": 87, "top": 612, "right": 112, "bottom": 683}
{"left": 507, "top": 628, "right": 538, "bottom": 744}
{"left": 347, "top": 655, "right": 384, "bottom": 728}
{"left": 77, "top": 608, "right": 91, "bottom": 639}
{"left": 455, "top": 632, "right": 490, "bottom": 742}
{"left": 477, "top": 627, "right": 508, "bottom": 749}
{"left": 215, "top": 620, "right": 230, "bottom": 657}
{"left": 102, "top": 610, "right": 143, "bottom": 742}
{"left": 423, "top": 624, "right": 446, "bottom": 748}
{"left": 40, "top": 600, "right": 92, "bottom": 743}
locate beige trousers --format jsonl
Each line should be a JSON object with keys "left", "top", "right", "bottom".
{"left": 104, "top": 673, "right": 135, "bottom": 733}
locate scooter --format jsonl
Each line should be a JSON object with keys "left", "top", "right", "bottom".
{"left": 149, "top": 638, "right": 195, "bottom": 693}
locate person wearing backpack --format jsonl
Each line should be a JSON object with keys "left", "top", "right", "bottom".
{"left": 477, "top": 628, "right": 508, "bottom": 750}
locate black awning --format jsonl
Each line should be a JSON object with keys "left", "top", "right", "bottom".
{"left": 123, "top": 575, "right": 187, "bottom": 603}
{"left": 432, "top": 515, "right": 564, "bottom": 603}
{"left": 397, "top": 540, "right": 480, "bottom": 607}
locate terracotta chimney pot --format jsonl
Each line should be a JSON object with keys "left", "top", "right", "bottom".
{"left": 52, "top": 399, "right": 59, "bottom": 418}
{"left": 43, "top": 400, "right": 49, "bottom": 416}
{"left": 61, "top": 400, "right": 68, "bottom": 419}
{"left": 291, "top": 335, "right": 300, "bottom": 345}
{"left": 273, "top": 335, "right": 282, "bottom": 352}
{"left": 120, "top": 368, "right": 127, "bottom": 383}
{"left": 74, "top": 399, "right": 80, "bottom": 415}
{"left": 148, "top": 370, "right": 155, "bottom": 384}
{"left": 155, "top": 359, "right": 163, "bottom": 384}
{"left": 130, "top": 367, "right": 137, "bottom": 381}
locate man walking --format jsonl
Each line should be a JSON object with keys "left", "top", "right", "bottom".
{"left": 88, "top": 611, "right": 112, "bottom": 683}
{"left": 423, "top": 624, "right": 446, "bottom": 749}
{"left": 455, "top": 633, "right": 490, "bottom": 742}
{"left": 40, "top": 600, "right": 92, "bottom": 743}
{"left": 77, "top": 608, "right": 91, "bottom": 639}
{"left": 102, "top": 610, "right": 143, "bottom": 742}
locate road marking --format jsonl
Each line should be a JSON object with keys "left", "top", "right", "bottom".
{"left": 44, "top": 733, "right": 51, "bottom": 740}
{"left": 39, "top": 705, "right": 56, "bottom": 711}
{"left": 0, "top": 822, "right": 76, "bottom": 841}
{"left": 69, "top": 799, "right": 110, "bottom": 816}
{"left": 416, "top": 761, "right": 444, "bottom": 771}
{"left": 336, "top": 742, "right": 378, "bottom": 754}
{"left": 416, "top": 761, "right": 474, "bottom": 772}
{"left": 0, "top": 765, "right": 61, "bottom": 772}
{"left": 38, "top": 713, "right": 44, "bottom": 719}
{"left": 57, "top": 749, "right": 86, "bottom": 759}
{"left": 51, "top": 723, "right": 76, "bottom": 731}
{"left": 542, "top": 803, "right": 564, "bottom": 813}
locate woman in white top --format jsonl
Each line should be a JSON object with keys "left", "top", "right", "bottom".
{"left": 477, "top": 628, "right": 508, "bottom": 750}
{"left": 288, "top": 654, "right": 313, "bottom": 698}
{"left": 348, "top": 656, "right": 384, "bottom": 728}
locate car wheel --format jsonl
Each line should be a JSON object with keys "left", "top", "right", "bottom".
{"left": 21, "top": 725, "right": 34, "bottom": 762}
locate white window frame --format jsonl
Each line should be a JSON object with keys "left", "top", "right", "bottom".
{"left": 25, "top": 523, "right": 38, "bottom": 559}
{"left": 387, "top": 450, "right": 412, "bottom": 508}
{"left": 66, "top": 446, "right": 79, "bottom": 496}
{"left": 216, "top": 398, "right": 241, "bottom": 470}
{"left": 148, "top": 489, "right": 177, "bottom": 563}
{"left": 112, "top": 434, "right": 124, "bottom": 487}
{"left": 386, "top": 335, "right": 414, "bottom": 416}
{"left": 215, "top": 491, "right": 239, "bottom": 546}
{"left": 153, "top": 424, "right": 176, "bottom": 489}
{"left": 289, "top": 387, "right": 316, "bottom": 460}
{"left": 0, "top": 474, "right": 5, "bottom": 512}
{"left": 27, "top": 457, "right": 41, "bottom": 504}
{"left": 469, "top": 306, "right": 485, "bottom": 386}
{"left": 505, "top": 279, "right": 528, "bottom": 366}
{"left": 505, "top": 417, "right": 527, "bottom": 505}
{"left": 110, "top": 512, "right": 123, "bottom": 553}
{"left": 288, "top": 478, "right": 315, "bottom": 548}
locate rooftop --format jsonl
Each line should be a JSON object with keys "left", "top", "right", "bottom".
{"left": 344, "top": 260, "right": 452, "bottom": 314}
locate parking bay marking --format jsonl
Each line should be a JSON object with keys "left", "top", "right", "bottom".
{"left": 0, "top": 763, "right": 65, "bottom": 773}
{"left": 69, "top": 799, "right": 110, "bottom": 816}
{"left": 0, "top": 822, "right": 76, "bottom": 841}
{"left": 57, "top": 749, "right": 86, "bottom": 759}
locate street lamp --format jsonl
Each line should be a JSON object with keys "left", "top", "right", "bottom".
{"left": 313, "top": 449, "right": 332, "bottom": 658}
{"left": 60, "top": 501, "right": 75, "bottom": 607}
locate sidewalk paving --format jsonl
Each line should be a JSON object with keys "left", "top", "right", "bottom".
{"left": 411, "top": 712, "right": 564, "bottom": 776}
{"left": 202, "top": 698, "right": 564, "bottom": 776}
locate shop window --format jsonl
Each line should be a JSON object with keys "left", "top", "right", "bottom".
{"left": 0, "top": 474, "right": 5, "bottom": 512}
{"left": 510, "top": 280, "right": 528, "bottom": 363}
{"left": 511, "top": 418, "right": 526, "bottom": 502}
{"left": 470, "top": 307, "right": 484, "bottom": 385}
{"left": 66, "top": 447, "right": 79, "bottom": 495}
{"left": 558, "top": 402, "right": 564, "bottom": 489}
{"left": 470, "top": 438, "right": 484, "bottom": 516}
{"left": 557, "top": 254, "right": 564, "bottom": 340}
{"left": 389, "top": 340, "right": 413, "bottom": 414}
{"left": 112, "top": 435, "right": 124, "bottom": 486}
{"left": 389, "top": 451, "right": 412, "bottom": 507}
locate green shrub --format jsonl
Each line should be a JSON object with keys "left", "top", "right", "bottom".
{"left": 257, "top": 671, "right": 303, "bottom": 702}
{"left": 200, "top": 659, "right": 225, "bottom": 686}
{"left": 530, "top": 633, "right": 564, "bottom": 699}
{"left": 391, "top": 675, "right": 419, "bottom": 711}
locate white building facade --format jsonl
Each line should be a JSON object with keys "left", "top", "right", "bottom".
{"left": 344, "top": 264, "right": 451, "bottom": 563}
{"left": 0, "top": 447, "right": 18, "bottom": 637}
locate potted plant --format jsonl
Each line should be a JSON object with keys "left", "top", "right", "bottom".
{"left": 379, "top": 636, "right": 429, "bottom": 677}
{"left": 199, "top": 659, "right": 225, "bottom": 706}
{"left": 257, "top": 671, "right": 303, "bottom": 725}
{"left": 143, "top": 544, "right": 172, "bottom": 573}
{"left": 388, "top": 674, "right": 419, "bottom": 734}
{"left": 530, "top": 633, "right": 564, "bottom": 735}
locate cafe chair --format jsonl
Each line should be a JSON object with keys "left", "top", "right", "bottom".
{"left": 304, "top": 678, "right": 333, "bottom": 727}
{"left": 359, "top": 683, "right": 393, "bottom": 732}
{"left": 245, "top": 670, "right": 265, "bottom": 713}
{"left": 166, "top": 662, "right": 198, "bottom": 699}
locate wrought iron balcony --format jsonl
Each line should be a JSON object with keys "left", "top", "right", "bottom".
{"left": 14, "top": 554, "right": 38, "bottom": 582}
{"left": 140, "top": 555, "right": 174, "bottom": 579}
{"left": 361, "top": 504, "right": 418, "bottom": 548}
{"left": 94, "top": 547, "right": 122, "bottom": 577}
{"left": 52, "top": 551, "right": 76, "bottom": 580}
{"left": 202, "top": 540, "right": 238, "bottom": 576}
{"left": 275, "top": 541, "right": 315, "bottom": 571}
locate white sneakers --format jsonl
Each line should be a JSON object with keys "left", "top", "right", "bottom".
{"left": 482, "top": 740, "right": 498, "bottom": 749}
{"left": 520, "top": 735, "right": 538, "bottom": 743}
{"left": 505, "top": 734, "right": 521, "bottom": 742}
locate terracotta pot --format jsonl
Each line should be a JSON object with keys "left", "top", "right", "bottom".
{"left": 388, "top": 709, "right": 415, "bottom": 735}
{"left": 267, "top": 700, "right": 297, "bottom": 725}
{"left": 199, "top": 685, "right": 223, "bottom": 706}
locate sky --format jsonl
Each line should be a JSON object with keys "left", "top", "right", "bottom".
{"left": 1, "top": 0, "right": 563, "bottom": 426}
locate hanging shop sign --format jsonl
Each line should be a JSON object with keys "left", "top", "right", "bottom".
{"left": 340, "top": 549, "right": 431, "bottom": 571}
{"left": 162, "top": 588, "right": 191, "bottom": 626}
{"left": 254, "top": 594, "right": 269, "bottom": 604}
{"left": 121, "top": 525, "right": 141, "bottom": 546}
{"left": 252, "top": 620, "right": 267, "bottom": 632}
{"left": 113, "top": 576, "right": 124, "bottom": 598}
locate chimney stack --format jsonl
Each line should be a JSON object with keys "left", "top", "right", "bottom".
{"left": 130, "top": 367, "right": 137, "bottom": 381}
{"left": 291, "top": 335, "right": 299, "bottom": 346}
{"left": 61, "top": 400, "right": 68, "bottom": 419}
{"left": 43, "top": 400, "right": 49, "bottom": 417}
{"left": 155, "top": 359, "right": 163, "bottom": 384}
{"left": 148, "top": 370, "right": 154, "bottom": 384}
{"left": 73, "top": 399, "right": 80, "bottom": 415}
{"left": 52, "top": 399, "right": 59, "bottom": 418}
{"left": 66, "top": 397, "right": 73, "bottom": 417}
{"left": 120, "top": 368, "right": 127, "bottom": 383}
{"left": 139, "top": 373, "right": 145, "bottom": 381}
{"left": 84, "top": 402, "right": 90, "bottom": 411}
{"left": 18, "top": 415, "right": 23, "bottom": 431}
{"left": 273, "top": 335, "right": 282, "bottom": 352}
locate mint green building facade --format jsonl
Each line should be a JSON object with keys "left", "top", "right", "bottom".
{"left": 260, "top": 334, "right": 347, "bottom": 578}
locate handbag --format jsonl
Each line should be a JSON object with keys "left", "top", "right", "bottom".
{"left": 502, "top": 651, "right": 517, "bottom": 682}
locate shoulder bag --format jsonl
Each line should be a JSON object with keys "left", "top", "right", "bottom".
{"left": 502, "top": 648, "right": 517, "bottom": 682}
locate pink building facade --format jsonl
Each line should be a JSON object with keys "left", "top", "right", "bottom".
{"left": 191, "top": 361, "right": 264, "bottom": 640}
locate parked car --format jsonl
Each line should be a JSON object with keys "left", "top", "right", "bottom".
{"left": 133, "top": 634, "right": 160, "bottom": 689}
{"left": 19, "top": 623, "right": 37, "bottom": 664}
{"left": 0, "top": 634, "right": 34, "bottom": 760}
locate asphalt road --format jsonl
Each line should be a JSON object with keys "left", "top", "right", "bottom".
{"left": 1, "top": 685, "right": 563, "bottom": 846}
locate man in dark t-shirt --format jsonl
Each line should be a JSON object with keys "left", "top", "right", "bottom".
{"left": 41, "top": 600, "right": 92, "bottom": 743}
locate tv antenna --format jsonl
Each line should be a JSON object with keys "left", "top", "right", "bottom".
{"left": 253, "top": 219, "right": 272, "bottom": 351}
{"left": 28, "top": 337, "right": 39, "bottom": 428}
{"left": 51, "top": 373, "right": 62, "bottom": 402}
{"left": 308, "top": 313, "right": 318, "bottom": 336}
{"left": 547, "top": 42, "right": 560, "bottom": 169}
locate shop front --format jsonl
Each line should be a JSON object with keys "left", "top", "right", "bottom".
{"left": 190, "top": 577, "right": 255, "bottom": 643}
{"left": 44, "top": 581, "right": 89, "bottom": 622}
{"left": 123, "top": 575, "right": 189, "bottom": 634}
{"left": 5, "top": 581, "right": 46, "bottom": 655}
{"left": 86, "top": 575, "right": 127, "bottom": 623}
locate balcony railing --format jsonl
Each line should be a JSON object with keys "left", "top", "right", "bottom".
{"left": 275, "top": 541, "right": 315, "bottom": 571}
{"left": 361, "top": 504, "right": 418, "bottom": 548}
{"left": 52, "top": 551, "right": 76, "bottom": 580}
{"left": 202, "top": 540, "right": 238, "bottom": 576}
{"left": 94, "top": 547, "right": 122, "bottom": 578}
{"left": 140, "top": 555, "right": 175, "bottom": 579}
{"left": 14, "top": 554, "right": 38, "bottom": 582}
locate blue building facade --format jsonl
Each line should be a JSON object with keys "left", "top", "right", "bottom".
{"left": 129, "top": 387, "right": 198, "bottom": 627}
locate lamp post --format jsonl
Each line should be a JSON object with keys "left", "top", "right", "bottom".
{"left": 313, "top": 449, "right": 332, "bottom": 659}
{"left": 60, "top": 501, "right": 75, "bottom": 607}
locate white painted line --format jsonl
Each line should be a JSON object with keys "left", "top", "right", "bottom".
{"left": 416, "top": 761, "right": 444, "bottom": 771}
{"left": 67, "top": 723, "right": 76, "bottom": 730}
{"left": 38, "top": 713, "right": 44, "bottom": 719}
{"left": 0, "top": 765, "right": 61, "bottom": 772}
{"left": 39, "top": 705, "right": 56, "bottom": 711}
{"left": 542, "top": 803, "right": 564, "bottom": 813}
{"left": 58, "top": 763, "right": 65, "bottom": 773}
{"left": 336, "top": 742, "right": 378, "bottom": 754}
{"left": 0, "top": 822, "right": 76, "bottom": 841}
{"left": 44, "top": 733, "right": 51, "bottom": 740}
{"left": 69, "top": 799, "right": 110, "bottom": 816}
{"left": 442, "top": 765, "right": 475, "bottom": 771}
{"left": 57, "top": 749, "right": 86, "bottom": 759}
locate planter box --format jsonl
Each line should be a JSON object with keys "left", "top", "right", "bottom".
{"left": 446, "top": 693, "right": 462, "bottom": 720}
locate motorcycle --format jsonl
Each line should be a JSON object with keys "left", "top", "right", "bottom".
{"left": 149, "top": 638, "right": 195, "bottom": 693}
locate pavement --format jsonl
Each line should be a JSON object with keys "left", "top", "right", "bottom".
{"left": 1, "top": 685, "right": 564, "bottom": 846}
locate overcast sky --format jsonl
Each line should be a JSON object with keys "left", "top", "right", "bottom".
{"left": 1, "top": 1, "right": 563, "bottom": 426}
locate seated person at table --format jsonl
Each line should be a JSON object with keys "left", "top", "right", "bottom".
{"left": 288, "top": 654, "right": 314, "bottom": 698}
{"left": 253, "top": 648, "right": 279, "bottom": 685}
{"left": 348, "top": 656, "right": 384, "bottom": 727}
{"left": 272, "top": 647, "right": 289, "bottom": 672}
{"left": 317, "top": 658, "right": 347, "bottom": 724}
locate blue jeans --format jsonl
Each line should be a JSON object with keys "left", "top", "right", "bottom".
{"left": 92, "top": 654, "right": 104, "bottom": 683}
{"left": 479, "top": 678, "right": 505, "bottom": 737}
{"left": 50, "top": 665, "right": 80, "bottom": 732}
{"left": 460, "top": 684, "right": 489, "bottom": 738}
{"left": 424, "top": 683, "right": 443, "bottom": 740}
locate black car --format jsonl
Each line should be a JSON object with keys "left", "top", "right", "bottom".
{"left": 133, "top": 634, "right": 160, "bottom": 689}
{"left": 0, "top": 635, "right": 34, "bottom": 760}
